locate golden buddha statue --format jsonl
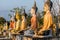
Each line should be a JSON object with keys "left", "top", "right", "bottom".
{"left": 15, "top": 10, "right": 21, "bottom": 32}
{"left": 4, "top": 22, "right": 8, "bottom": 31}
{"left": 38, "top": 0, "right": 53, "bottom": 35}
{"left": 20, "top": 15, "right": 27, "bottom": 31}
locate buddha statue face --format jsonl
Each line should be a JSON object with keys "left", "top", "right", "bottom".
{"left": 31, "top": 8, "right": 35, "bottom": 16}
{"left": 44, "top": 4, "right": 50, "bottom": 12}
{"left": 16, "top": 13, "right": 20, "bottom": 20}
{"left": 22, "top": 15, "right": 25, "bottom": 20}
{"left": 15, "top": 10, "right": 20, "bottom": 20}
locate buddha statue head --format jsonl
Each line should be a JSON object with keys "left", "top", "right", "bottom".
{"left": 21, "top": 15, "right": 25, "bottom": 20}
{"left": 31, "top": 0, "right": 38, "bottom": 15}
{"left": 44, "top": 0, "right": 53, "bottom": 12}
{"left": 15, "top": 10, "right": 20, "bottom": 20}
{"left": 22, "top": 9, "right": 27, "bottom": 18}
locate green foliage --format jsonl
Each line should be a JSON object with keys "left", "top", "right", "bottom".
{"left": 37, "top": 16, "right": 43, "bottom": 28}
{"left": 8, "top": 14, "right": 12, "bottom": 18}
{"left": 0, "top": 17, "right": 6, "bottom": 25}
{"left": 42, "top": 11, "right": 46, "bottom": 16}
{"left": 37, "top": 11, "right": 44, "bottom": 26}
{"left": 39, "top": 18, "right": 43, "bottom": 25}
{"left": 27, "top": 14, "right": 32, "bottom": 26}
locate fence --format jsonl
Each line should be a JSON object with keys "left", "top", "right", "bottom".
{"left": 13, "top": 34, "right": 60, "bottom": 40}
{"left": 0, "top": 34, "right": 60, "bottom": 40}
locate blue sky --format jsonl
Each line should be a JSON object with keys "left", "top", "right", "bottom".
{"left": 1, "top": 0, "right": 59, "bottom": 20}
{"left": 0, "top": 0, "right": 44, "bottom": 11}
{"left": 1, "top": 0, "right": 59, "bottom": 21}
{"left": 0, "top": 0, "right": 44, "bottom": 20}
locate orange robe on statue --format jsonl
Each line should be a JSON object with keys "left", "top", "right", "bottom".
{"left": 10, "top": 21, "right": 15, "bottom": 29}
{"left": 31, "top": 15, "right": 37, "bottom": 30}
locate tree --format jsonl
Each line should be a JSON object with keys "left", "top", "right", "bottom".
{"left": 0, "top": 17, "right": 6, "bottom": 25}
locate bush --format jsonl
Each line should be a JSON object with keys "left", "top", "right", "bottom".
{"left": 0, "top": 17, "right": 6, "bottom": 25}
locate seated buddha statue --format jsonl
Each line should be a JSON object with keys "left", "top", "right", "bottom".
{"left": 4, "top": 22, "right": 8, "bottom": 31}
{"left": 30, "top": 9, "right": 37, "bottom": 31}
{"left": 10, "top": 16, "right": 15, "bottom": 29}
{"left": 30, "top": 0, "right": 38, "bottom": 35}
{"left": 38, "top": 0, "right": 53, "bottom": 35}
{"left": 30, "top": 7, "right": 38, "bottom": 35}
{"left": 15, "top": 10, "right": 21, "bottom": 32}
{"left": 20, "top": 15, "right": 27, "bottom": 31}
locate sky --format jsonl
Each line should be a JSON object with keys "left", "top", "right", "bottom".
{"left": 0, "top": 0, "right": 44, "bottom": 21}
{"left": 0, "top": 0, "right": 44, "bottom": 11}
{"left": 0, "top": 0, "right": 59, "bottom": 21}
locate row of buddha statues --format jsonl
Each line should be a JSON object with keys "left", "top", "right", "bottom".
{"left": 1, "top": 0, "right": 56, "bottom": 36}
